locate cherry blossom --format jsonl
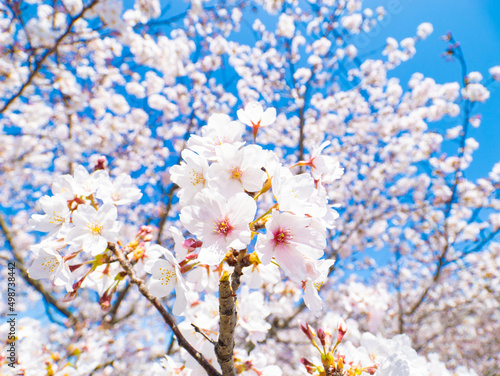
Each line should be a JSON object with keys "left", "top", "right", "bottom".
{"left": 144, "top": 245, "right": 189, "bottom": 315}
{"left": 169, "top": 149, "right": 210, "bottom": 205}
{"left": 96, "top": 173, "right": 142, "bottom": 205}
{"left": 187, "top": 114, "right": 245, "bottom": 160}
{"left": 29, "top": 195, "right": 71, "bottom": 236}
{"left": 28, "top": 245, "right": 74, "bottom": 292}
{"left": 1, "top": 1, "right": 498, "bottom": 375}
{"left": 207, "top": 144, "right": 267, "bottom": 198}
{"left": 255, "top": 210, "right": 325, "bottom": 281}
{"left": 180, "top": 190, "right": 257, "bottom": 265}
{"left": 65, "top": 203, "right": 120, "bottom": 255}
{"left": 236, "top": 101, "right": 277, "bottom": 140}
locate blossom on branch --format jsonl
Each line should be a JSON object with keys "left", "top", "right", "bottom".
{"left": 28, "top": 244, "right": 74, "bottom": 292}
{"left": 180, "top": 190, "right": 256, "bottom": 265}
{"left": 144, "top": 245, "right": 189, "bottom": 315}
{"left": 65, "top": 203, "right": 120, "bottom": 255}
{"left": 255, "top": 210, "right": 325, "bottom": 281}
{"left": 237, "top": 101, "right": 276, "bottom": 140}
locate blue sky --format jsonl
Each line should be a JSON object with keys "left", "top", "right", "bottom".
{"left": 362, "top": 0, "right": 500, "bottom": 179}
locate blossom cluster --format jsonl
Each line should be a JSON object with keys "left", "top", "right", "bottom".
{"left": 27, "top": 163, "right": 141, "bottom": 294}
{"left": 1, "top": 0, "right": 499, "bottom": 374}
{"left": 169, "top": 101, "right": 343, "bottom": 312}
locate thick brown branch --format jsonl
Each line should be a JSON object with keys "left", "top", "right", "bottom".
{"left": 111, "top": 245, "right": 221, "bottom": 376}
{"left": 215, "top": 273, "right": 237, "bottom": 376}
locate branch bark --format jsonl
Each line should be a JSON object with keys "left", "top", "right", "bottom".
{"left": 215, "top": 272, "right": 237, "bottom": 376}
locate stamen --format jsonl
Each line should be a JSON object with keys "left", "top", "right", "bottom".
{"left": 189, "top": 169, "right": 205, "bottom": 186}
{"left": 88, "top": 220, "right": 102, "bottom": 235}
{"left": 41, "top": 257, "right": 60, "bottom": 273}
{"left": 274, "top": 228, "right": 293, "bottom": 246}
{"left": 214, "top": 218, "right": 232, "bottom": 236}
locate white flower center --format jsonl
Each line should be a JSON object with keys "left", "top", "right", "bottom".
{"left": 314, "top": 281, "right": 324, "bottom": 291}
{"left": 230, "top": 166, "right": 243, "bottom": 181}
{"left": 158, "top": 265, "right": 175, "bottom": 285}
{"left": 41, "top": 257, "right": 60, "bottom": 273}
{"left": 50, "top": 211, "right": 65, "bottom": 224}
{"left": 88, "top": 220, "right": 102, "bottom": 235}
{"left": 189, "top": 169, "right": 205, "bottom": 186}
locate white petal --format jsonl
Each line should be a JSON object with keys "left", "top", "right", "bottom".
{"left": 237, "top": 108, "right": 252, "bottom": 126}
{"left": 197, "top": 242, "right": 226, "bottom": 265}
{"left": 275, "top": 245, "right": 307, "bottom": 281}
{"left": 260, "top": 107, "right": 277, "bottom": 126}
{"left": 172, "top": 285, "right": 188, "bottom": 315}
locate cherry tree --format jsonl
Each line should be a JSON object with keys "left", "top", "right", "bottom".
{"left": 0, "top": 0, "right": 498, "bottom": 375}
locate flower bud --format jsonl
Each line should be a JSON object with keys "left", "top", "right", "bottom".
{"left": 300, "top": 321, "right": 316, "bottom": 342}
{"left": 94, "top": 156, "right": 107, "bottom": 171}
{"left": 337, "top": 318, "right": 347, "bottom": 342}
{"left": 183, "top": 238, "right": 203, "bottom": 251}
{"left": 300, "top": 358, "right": 316, "bottom": 374}
{"left": 317, "top": 328, "right": 326, "bottom": 347}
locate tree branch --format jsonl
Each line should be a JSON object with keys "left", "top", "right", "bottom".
{"left": 215, "top": 272, "right": 237, "bottom": 376}
{"left": 0, "top": 0, "right": 100, "bottom": 115}
{"left": 0, "top": 212, "right": 76, "bottom": 324}
{"left": 110, "top": 244, "right": 221, "bottom": 376}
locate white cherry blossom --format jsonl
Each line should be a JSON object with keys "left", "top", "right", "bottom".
{"left": 255, "top": 210, "right": 325, "bottom": 281}
{"left": 187, "top": 113, "right": 245, "bottom": 160}
{"left": 207, "top": 144, "right": 267, "bottom": 198}
{"left": 144, "top": 245, "right": 189, "bottom": 315}
{"left": 28, "top": 246, "right": 74, "bottom": 292}
{"left": 237, "top": 101, "right": 276, "bottom": 140}
{"left": 29, "top": 195, "right": 71, "bottom": 236}
{"left": 180, "top": 190, "right": 256, "bottom": 265}
{"left": 169, "top": 149, "right": 209, "bottom": 205}
{"left": 96, "top": 173, "right": 142, "bottom": 205}
{"left": 65, "top": 203, "right": 120, "bottom": 255}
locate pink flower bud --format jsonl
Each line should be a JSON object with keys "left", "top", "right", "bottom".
{"left": 300, "top": 358, "right": 315, "bottom": 374}
{"left": 94, "top": 156, "right": 107, "bottom": 171}
{"left": 317, "top": 328, "right": 326, "bottom": 347}
{"left": 300, "top": 322, "right": 316, "bottom": 342}
{"left": 99, "top": 292, "right": 112, "bottom": 311}
{"left": 337, "top": 318, "right": 347, "bottom": 342}
{"left": 183, "top": 238, "right": 203, "bottom": 251}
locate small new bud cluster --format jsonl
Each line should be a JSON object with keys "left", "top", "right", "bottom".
{"left": 300, "top": 319, "right": 377, "bottom": 376}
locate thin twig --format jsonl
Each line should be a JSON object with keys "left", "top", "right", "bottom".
{"left": 0, "top": 213, "right": 76, "bottom": 324}
{"left": 0, "top": 0, "right": 100, "bottom": 114}
{"left": 110, "top": 244, "right": 221, "bottom": 376}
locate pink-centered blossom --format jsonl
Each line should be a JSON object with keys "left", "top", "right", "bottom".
{"left": 180, "top": 190, "right": 256, "bottom": 265}
{"left": 255, "top": 211, "right": 325, "bottom": 281}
